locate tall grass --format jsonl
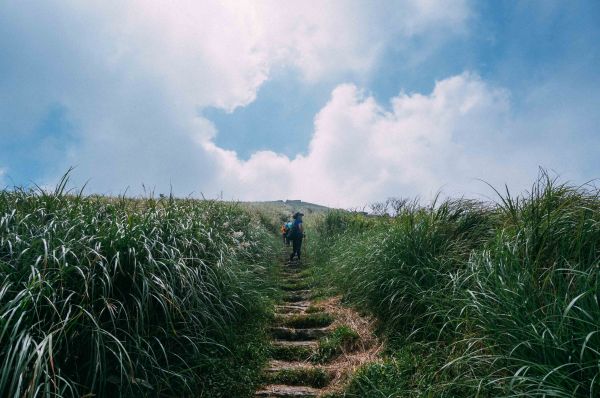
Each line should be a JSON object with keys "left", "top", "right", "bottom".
{"left": 311, "top": 173, "right": 600, "bottom": 397}
{"left": 459, "top": 177, "right": 600, "bottom": 396}
{"left": 0, "top": 178, "right": 277, "bottom": 397}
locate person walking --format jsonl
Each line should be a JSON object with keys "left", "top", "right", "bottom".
{"left": 280, "top": 223, "right": 288, "bottom": 245}
{"left": 288, "top": 212, "right": 304, "bottom": 262}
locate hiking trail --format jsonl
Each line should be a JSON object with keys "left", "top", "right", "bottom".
{"left": 254, "top": 248, "right": 380, "bottom": 397}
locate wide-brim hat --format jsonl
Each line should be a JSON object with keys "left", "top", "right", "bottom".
{"left": 293, "top": 212, "right": 304, "bottom": 219}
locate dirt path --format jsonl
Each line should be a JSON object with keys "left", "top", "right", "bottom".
{"left": 255, "top": 252, "right": 380, "bottom": 397}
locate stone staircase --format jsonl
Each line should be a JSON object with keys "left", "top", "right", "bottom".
{"left": 255, "top": 258, "right": 334, "bottom": 398}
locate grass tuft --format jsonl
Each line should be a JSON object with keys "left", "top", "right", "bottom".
{"left": 314, "top": 325, "right": 360, "bottom": 363}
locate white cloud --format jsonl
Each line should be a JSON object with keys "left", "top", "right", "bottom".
{"left": 61, "top": 0, "right": 469, "bottom": 106}
{"left": 16, "top": 1, "right": 567, "bottom": 206}
{"left": 206, "top": 73, "right": 539, "bottom": 207}
{"left": 1, "top": 1, "right": 473, "bottom": 198}
{"left": 2, "top": 1, "right": 597, "bottom": 209}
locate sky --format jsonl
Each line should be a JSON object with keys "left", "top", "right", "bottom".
{"left": 1, "top": 1, "right": 599, "bottom": 208}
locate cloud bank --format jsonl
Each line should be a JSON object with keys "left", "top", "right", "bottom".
{"left": 206, "top": 73, "right": 545, "bottom": 207}
{"left": 1, "top": 1, "right": 597, "bottom": 207}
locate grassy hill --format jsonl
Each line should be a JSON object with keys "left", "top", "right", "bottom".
{"left": 254, "top": 200, "right": 333, "bottom": 214}
{"left": 240, "top": 200, "right": 335, "bottom": 233}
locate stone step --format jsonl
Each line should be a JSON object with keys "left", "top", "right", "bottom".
{"left": 280, "top": 284, "right": 310, "bottom": 292}
{"left": 280, "top": 269, "right": 307, "bottom": 277}
{"left": 280, "top": 280, "right": 309, "bottom": 289}
{"left": 283, "top": 290, "right": 311, "bottom": 303}
{"left": 271, "top": 326, "right": 329, "bottom": 341}
{"left": 282, "top": 265, "right": 310, "bottom": 270}
{"left": 255, "top": 385, "right": 320, "bottom": 397}
{"left": 280, "top": 279, "right": 306, "bottom": 284}
{"left": 280, "top": 270, "right": 305, "bottom": 275}
{"left": 275, "top": 313, "right": 334, "bottom": 329}
{"left": 272, "top": 340, "right": 318, "bottom": 349}
{"left": 284, "top": 259, "right": 303, "bottom": 266}
{"left": 275, "top": 304, "right": 310, "bottom": 315}
{"left": 263, "top": 360, "right": 331, "bottom": 388}
{"left": 270, "top": 340, "right": 317, "bottom": 361}
{"left": 265, "top": 359, "right": 313, "bottom": 372}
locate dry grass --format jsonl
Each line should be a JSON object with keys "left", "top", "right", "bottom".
{"left": 311, "top": 296, "right": 383, "bottom": 395}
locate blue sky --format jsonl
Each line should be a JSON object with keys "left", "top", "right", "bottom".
{"left": 204, "top": 67, "right": 333, "bottom": 159}
{"left": 1, "top": 1, "right": 599, "bottom": 206}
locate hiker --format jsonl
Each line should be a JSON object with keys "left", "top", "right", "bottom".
{"left": 285, "top": 220, "right": 293, "bottom": 246}
{"left": 288, "top": 212, "right": 304, "bottom": 262}
{"left": 280, "top": 222, "right": 290, "bottom": 246}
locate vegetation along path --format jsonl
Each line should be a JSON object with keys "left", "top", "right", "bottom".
{"left": 255, "top": 248, "right": 379, "bottom": 398}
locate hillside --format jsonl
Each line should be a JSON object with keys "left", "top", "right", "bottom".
{"left": 241, "top": 200, "right": 335, "bottom": 227}
{"left": 257, "top": 200, "right": 333, "bottom": 214}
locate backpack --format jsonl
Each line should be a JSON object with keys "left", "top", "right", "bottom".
{"left": 286, "top": 221, "right": 300, "bottom": 240}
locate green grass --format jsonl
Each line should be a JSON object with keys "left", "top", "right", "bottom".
{"left": 264, "top": 366, "right": 331, "bottom": 388}
{"left": 0, "top": 175, "right": 279, "bottom": 397}
{"left": 344, "top": 360, "right": 409, "bottom": 397}
{"left": 270, "top": 344, "right": 315, "bottom": 362}
{"left": 305, "top": 304, "right": 326, "bottom": 314}
{"left": 280, "top": 280, "right": 311, "bottom": 291}
{"left": 309, "top": 171, "right": 600, "bottom": 397}
{"left": 342, "top": 341, "right": 493, "bottom": 398}
{"left": 314, "top": 325, "right": 360, "bottom": 363}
